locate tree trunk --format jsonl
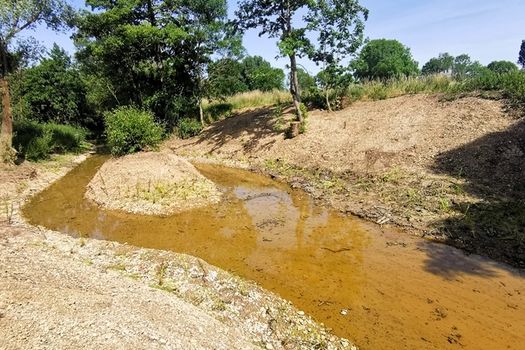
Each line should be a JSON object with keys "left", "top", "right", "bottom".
{"left": 0, "top": 77, "right": 14, "bottom": 162}
{"left": 325, "top": 88, "right": 333, "bottom": 112}
{"left": 288, "top": 54, "right": 303, "bottom": 122}
{"left": 199, "top": 99, "right": 204, "bottom": 126}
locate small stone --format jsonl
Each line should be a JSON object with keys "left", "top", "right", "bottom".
{"left": 340, "top": 309, "right": 348, "bottom": 316}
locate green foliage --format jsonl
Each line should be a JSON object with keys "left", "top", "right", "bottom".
{"left": 235, "top": 0, "right": 368, "bottom": 121}
{"left": 203, "top": 102, "right": 233, "bottom": 123}
{"left": 207, "top": 58, "right": 248, "bottom": 98}
{"left": 353, "top": 39, "right": 419, "bottom": 80}
{"left": 297, "top": 68, "right": 316, "bottom": 94}
{"left": 422, "top": 53, "right": 454, "bottom": 75}
{"left": 76, "top": 0, "right": 230, "bottom": 127}
{"left": 12, "top": 45, "right": 95, "bottom": 129}
{"left": 104, "top": 106, "right": 164, "bottom": 156}
{"left": 207, "top": 55, "right": 285, "bottom": 99}
{"left": 487, "top": 61, "right": 519, "bottom": 74}
{"left": 177, "top": 118, "right": 203, "bottom": 139}
{"left": 519, "top": 40, "right": 525, "bottom": 69}
{"left": 0, "top": 0, "right": 74, "bottom": 76}
{"left": 204, "top": 90, "right": 291, "bottom": 113}
{"left": 241, "top": 56, "right": 285, "bottom": 91}
{"left": 13, "top": 120, "right": 87, "bottom": 161}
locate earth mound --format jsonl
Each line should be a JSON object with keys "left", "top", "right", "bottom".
{"left": 86, "top": 152, "right": 221, "bottom": 215}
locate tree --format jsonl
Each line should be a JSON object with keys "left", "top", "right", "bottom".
{"left": 235, "top": 0, "right": 368, "bottom": 122}
{"left": 207, "top": 58, "right": 248, "bottom": 98}
{"left": 75, "top": 0, "right": 230, "bottom": 128}
{"left": 297, "top": 68, "right": 316, "bottom": 93}
{"left": 421, "top": 53, "right": 454, "bottom": 75}
{"left": 487, "top": 60, "right": 518, "bottom": 75}
{"left": 518, "top": 40, "right": 525, "bottom": 69}
{"left": 14, "top": 44, "right": 93, "bottom": 128}
{"left": 353, "top": 39, "right": 419, "bottom": 80}
{"left": 241, "top": 56, "right": 284, "bottom": 91}
{"left": 0, "top": 0, "right": 73, "bottom": 162}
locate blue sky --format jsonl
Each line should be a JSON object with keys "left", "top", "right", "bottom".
{"left": 27, "top": 0, "right": 524, "bottom": 74}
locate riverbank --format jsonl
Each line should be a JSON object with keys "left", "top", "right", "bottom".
{"left": 0, "top": 154, "right": 356, "bottom": 350}
{"left": 168, "top": 93, "right": 525, "bottom": 268}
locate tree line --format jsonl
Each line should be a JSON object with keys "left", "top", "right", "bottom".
{"left": 1, "top": 0, "right": 524, "bottom": 161}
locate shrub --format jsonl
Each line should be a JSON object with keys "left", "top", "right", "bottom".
{"left": 177, "top": 118, "right": 203, "bottom": 139}
{"left": 104, "top": 106, "right": 164, "bottom": 156}
{"left": 13, "top": 120, "right": 87, "bottom": 161}
{"left": 45, "top": 123, "right": 87, "bottom": 153}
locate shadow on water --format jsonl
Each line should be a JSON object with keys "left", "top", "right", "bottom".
{"left": 431, "top": 116, "right": 525, "bottom": 269}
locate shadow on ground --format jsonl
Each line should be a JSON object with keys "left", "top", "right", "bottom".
{"left": 172, "top": 107, "right": 285, "bottom": 155}
{"left": 430, "top": 117, "right": 525, "bottom": 270}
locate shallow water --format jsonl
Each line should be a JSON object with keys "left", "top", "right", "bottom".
{"left": 24, "top": 155, "right": 525, "bottom": 350}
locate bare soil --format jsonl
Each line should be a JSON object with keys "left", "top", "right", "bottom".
{"left": 86, "top": 152, "right": 221, "bottom": 215}
{"left": 0, "top": 154, "right": 356, "bottom": 350}
{"left": 168, "top": 94, "right": 525, "bottom": 267}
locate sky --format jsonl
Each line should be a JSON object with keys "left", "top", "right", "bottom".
{"left": 25, "top": 0, "right": 525, "bottom": 75}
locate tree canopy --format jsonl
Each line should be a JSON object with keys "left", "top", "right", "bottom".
{"left": 75, "top": 0, "right": 230, "bottom": 127}
{"left": 487, "top": 60, "right": 518, "bottom": 74}
{"left": 421, "top": 53, "right": 454, "bottom": 75}
{"left": 352, "top": 39, "right": 419, "bottom": 80}
{"left": 0, "top": 0, "right": 74, "bottom": 162}
{"left": 207, "top": 55, "right": 284, "bottom": 98}
{"left": 235, "top": 0, "right": 367, "bottom": 121}
{"left": 519, "top": 40, "right": 525, "bottom": 69}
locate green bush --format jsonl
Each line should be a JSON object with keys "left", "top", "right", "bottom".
{"left": 104, "top": 106, "right": 164, "bottom": 156}
{"left": 13, "top": 120, "right": 87, "bottom": 161}
{"left": 177, "top": 118, "right": 203, "bottom": 139}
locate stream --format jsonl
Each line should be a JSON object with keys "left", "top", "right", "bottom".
{"left": 23, "top": 155, "right": 525, "bottom": 350}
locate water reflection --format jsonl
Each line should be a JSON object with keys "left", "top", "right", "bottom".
{"left": 23, "top": 156, "right": 525, "bottom": 350}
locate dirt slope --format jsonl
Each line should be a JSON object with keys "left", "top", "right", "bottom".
{"left": 168, "top": 94, "right": 525, "bottom": 267}
{"left": 170, "top": 95, "right": 512, "bottom": 174}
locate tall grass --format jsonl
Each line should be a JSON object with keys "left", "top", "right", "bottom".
{"left": 347, "top": 75, "right": 456, "bottom": 102}
{"left": 13, "top": 120, "right": 88, "bottom": 161}
{"left": 203, "top": 90, "right": 291, "bottom": 123}
{"left": 203, "top": 71, "right": 525, "bottom": 123}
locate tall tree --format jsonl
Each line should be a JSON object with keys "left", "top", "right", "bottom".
{"left": 519, "top": 40, "right": 525, "bottom": 69}
{"left": 352, "top": 39, "right": 419, "bottom": 80}
{"left": 0, "top": 0, "right": 73, "bottom": 162}
{"left": 75, "top": 0, "right": 231, "bottom": 128}
{"left": 234, "top": 0, "right": 367, "bottom": 122}
{"left": 487, "top": 60, "right": 518, "bottom": 75}
{"left": 421, "top": 53, "right": 454, "bottom": 75}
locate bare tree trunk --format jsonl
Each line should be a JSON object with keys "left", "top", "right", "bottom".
{"left": 288, "top": 54, "right": 303, "bottom": 123}
{"left": 199, "top": 99, "right": 204, "bottom": 126}
{"left": 325, "top": 88, "right": 332, "bottom": 112}
{"left": 0, "top": 77, "right": 14, "bottom": 162}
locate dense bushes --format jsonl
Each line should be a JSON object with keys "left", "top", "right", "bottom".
{"left": 13, "top": 120, "right": 87, "bottom": 161}
{"left": 104, "top": 107, "right": 164, "bottom": 156}
{"left": 177, "top": 118, "right": 203, "bottom": 139}
{"left": 12, "top": 45, "right": 95, "bottom": 130}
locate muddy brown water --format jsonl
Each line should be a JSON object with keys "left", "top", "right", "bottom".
{"left": 23, "top": 155, "right": 525, "bottom": 350}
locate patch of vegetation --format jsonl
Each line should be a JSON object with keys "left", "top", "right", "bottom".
{"left": 177, "top": 118, "right": 203, "bottom": 139}
{"left": 13, "top": 120, "right": 88, "bottom": 161}
{"left": 104, "top": 106, "right": 164, "bottom": 156}
{"left": 203, "top": 102, "right": 233, "bottom": 123}
{"left": 205, "top": 90, "right": 291, "bottom": 114}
